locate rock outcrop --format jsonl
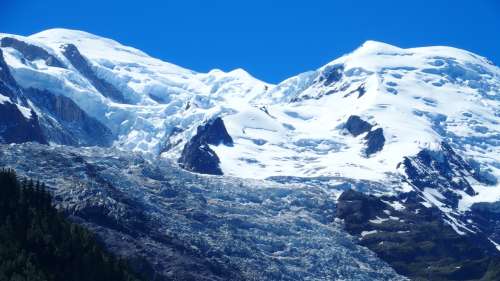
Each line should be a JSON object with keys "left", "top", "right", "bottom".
{"left": 61, "top": 44, "right": 127, "bottom": 103}
{"left": 336, "top": 189, "right": 500, "bottom": 280}
{"left": 345, "top": 115, "right": 373, "bottom": 137}
{"left": 25, "top": 88, "right": 114, "bottom": 146}
{"left": 364, "top": 128, "right": 385, "bottom": 156}
{"left": 1, "top": 37, "right": 65, "bottom": 68}
{"left": 178, "top": 117, "right": 233, "bottom": 175}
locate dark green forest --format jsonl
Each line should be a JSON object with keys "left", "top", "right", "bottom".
{"left": 0, "top": 168, "right": 142, "bottom": 281}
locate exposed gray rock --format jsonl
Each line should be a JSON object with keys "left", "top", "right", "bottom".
{"left": 345, "top": 115, "right": 373, "bottom": 136}
{"left": 336, "top": 189, "right": 500, "bottom": 281}
{"left": 0, "top": 102, "right": 47, "bottom": 144}
{"left": 319, "top": 64, "right": 344, "bottom": 86}
{"left": 61, "top": 44, "right": 127, "bottom": 103}
{"left": 364, "top": 128, "right": 385, "bottom": 156}
{"left": 395, "top": 142, "right": 500, "bottom": 271}
{"left": 0, "top": 47, "right": 112, "bottom": 147}
{"left": 178, "top": 117, "right": 233, "bottom": 175}
{"left": 25, "top": 88, "right": 114, "bottom": 146}
{"left": 400, "top": 142, "right": 480, "bottom": 207}
{"left": 470, "top": 201, "right": 500, "bottom": 245}
{"left": 1, "top": 37, "right": 65, "bottom": 68}
{"left": 0, "top": 48, "right": 20, "bottom": 100}
{"left": 0, "top": 49, "right": 47, "bottom": 144}
{"left": 343, "top": 116, "right": 385, "bottom": 157}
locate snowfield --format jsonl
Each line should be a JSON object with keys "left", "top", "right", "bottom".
{"left": 0, "top": 28, "right": 499, "bottom": 212}
{"left": 1, "top": 28, "right": 500, "bottom": 279}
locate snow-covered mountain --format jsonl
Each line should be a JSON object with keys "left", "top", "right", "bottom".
{"left": 1, "top": 29, "right": 498, "bottom": 205}
{"left": 1, "top": 28, "right": 500, "bottom": 280}
{"left": 0, "top": 142, "right": 406, "bottom": 281}
{"left": 0, "top": 29, "right": 269, "bottom": 153}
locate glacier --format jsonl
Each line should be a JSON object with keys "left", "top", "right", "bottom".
{"left": 1, "top": 29, "right": 498, "bottom": 206}
{"left": 0, "top": 143, "right": 405, "bottom": 281}
{"left": 1, "top": 28, "right": 500, "bottom": 280}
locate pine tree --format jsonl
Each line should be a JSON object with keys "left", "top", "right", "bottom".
{"left": 0, "top": 169, "right": 143, "bottom": 281}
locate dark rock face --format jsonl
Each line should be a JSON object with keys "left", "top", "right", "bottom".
{"left": 0, "top": 49, "right": 47, "bottom": 144}
{"left": 345, "top": 115, "right": 373, "bottom": 137}
{"left": 320, "top": 64, "right": 344, "bottom": 86}
{"left": 180, "top": 144, "right": 222, "bottom": 175}
{"left": 470, "top": 202, "right": 500, "bottom": 245}
{"left": 61, "top": 44, "right": 127, "bottom": 103}
{"left": 401, "top": 142, "right": 480, "bottom": 208}
{"left": 0, "top": 47, "right": 112, "bottom": 146}
{"left": 290, "top": 64, "right": 347, "bottom": 102}
{"left": 178, "top": 117, "right": 233, "bottom": 175}
{"left": 0, "top": 102, "right": 47, "bottom": 144}
{"left": 24, "top": 88, "right": 114, "bottom": 146}
{"left": 194, "top": 117, "right": 233, "bottom": 147}
{"left": 364, "top": 128, "right": 385, "bottom": 156}
{"left": 0, "top": 49, "right": 20, "bottom": 100}
{"left": 336, "top": 189, "right": 500, "bottom": 281}
{"left": 343, "top": 115, "right": 384, "bottom": 156}
{"left": 357, "top": 84, "right": 366, "bottom": 98}
{"left": 1, "top": 37, "right": 65, "bottom": 68}
{"left": 336, "top": 189, "right": 387, "bottom": 232}
{"left": 0, "top": 81, "right": 14, "bottom": 102}
{"left": 398, "top": 141, "right": 500, "bottom": 264}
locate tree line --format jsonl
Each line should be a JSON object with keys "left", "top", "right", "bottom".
{"left": 0, "top": 168, "right": 143, "bottom": 281}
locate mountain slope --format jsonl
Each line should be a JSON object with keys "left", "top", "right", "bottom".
{"left": 1, "top": 28, "right": 499, "bottom": 280}
{"left": 0, "top": 168, "right": 142, "bottom": 281}
{"left": 1, "top": 29, "right": 270, "bottom": 155}
{"left": 1, "top": 30, "right": 498, "bottom": 187}
{"left": 217, "top": 41, "right": 499, "bottom": 181}
{"left": 0, "top": 143, "right": 405, "bottom": 281}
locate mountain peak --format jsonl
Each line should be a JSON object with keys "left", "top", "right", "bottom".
{"left": 1, "top": 29, "right": 498, "bottom": 188}
{"left": 30, "top": 28, "right": 102, "bottom": 41}
{"left": 358, "top": 40, "right": 402, "bottom": 52}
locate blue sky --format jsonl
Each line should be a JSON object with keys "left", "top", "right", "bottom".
{"left": 2, "top": 0, "right": 499, "bottom": 83}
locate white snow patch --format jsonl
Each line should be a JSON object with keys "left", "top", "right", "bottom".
{"left": 382, "top": 200, "right": 406, "bottom": 211}
{"left": 361, "top": 230, "right": 378, "bottom": 237}
{"left": 421, "top": 188, "right": 451, "bottom": 211}
{"left": 458, "top": 183, "right": 500, "bottom": 211}
{"left": 0, "top": 93, "right": 10, "bottom": 104}
{"left": 16, "top": 104, "right": 32, "bottom": 119}
{"left": 489, "top": 238, "right": 500, "bottom": 252}
{"left": 369, "top": 217, "right": 389, "bottom": 224}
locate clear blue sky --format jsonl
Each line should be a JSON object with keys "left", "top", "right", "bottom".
{"left": 2, "top": 0, "right": 499, "bottom": 83}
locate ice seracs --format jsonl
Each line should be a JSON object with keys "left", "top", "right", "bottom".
{"left": 216, "top": 40, "right": 499, "bottom": 187}
{"left": 1, "top": 29, "right": 500, "bottom": 277}
{"left": 1, "top": 28, "right": 270, "bottom": 155}
{"left": 0, "top": 29, "right": 499, "bottom": 211}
